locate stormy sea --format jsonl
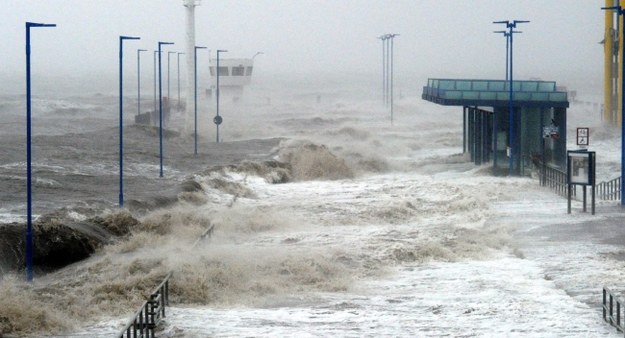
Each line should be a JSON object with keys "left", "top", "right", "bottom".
{"left": 1, "top": 73, "right": 624, "bottom": 337}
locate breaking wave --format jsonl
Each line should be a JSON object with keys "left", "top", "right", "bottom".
{"left": 277, "top": 139, "right": 354, "bottom": 181}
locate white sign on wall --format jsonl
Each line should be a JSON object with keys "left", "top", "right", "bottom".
{"left": 577, "top": 127, "right": 589, "bottom": 146}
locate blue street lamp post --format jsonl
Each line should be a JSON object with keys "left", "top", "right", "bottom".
{"left": 378, "top": 33, "right": 398, "bottom": 123}
{"left": 602, "top": 5, "right": 625, "bottom": 205}
{"left": 194, "top": 46, "right": 207, "bottom": 155}
{"left": 153, "top": 51, "right": 158, "bottom": 113}
{"left": 177, "top": 52, "right": 185, "bottom": 110}
{"left": 215, "top": 49, "right": 228, "bottom": 143}
{"left": 388, "top": 34, "right": 398, "bottom": 125}
{"left": 167, "top": 51, "right": 176, "bottom": 109}
{"left": 119, "top": 36, "right": 141, "bottom": 209}
{"left": 494, "top": 20, "right": 529, "bottom": 176}
{"left": 493, "top": 30, "right": 510, "bottom": 81}
{"left": 384, "top": 34, "right": 391, "bottom": 108}
{"left": 137, "top": 49, "right": 147, "bottom": 117}
{"left": 25, "top": 21, "right": 56, "bottom": 282}
{"left": 158, "top": 42, "right": 175, "bottom": 177}
{"left": 378, "top": 35, "right": 387, "bottom": 104}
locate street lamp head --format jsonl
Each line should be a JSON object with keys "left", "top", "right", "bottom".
{"left": 252, "top": 51, "right": 264, "bottom": 60}
{"left": 138, "top": 49, "right": 148, "bottom": 52}
{"left": 121, "top": 36, "right": 141, "bottom": 41}
{"left": 494, "top": 20, "right": 528, "bottom": 29}
{"left": 27, "top": 22, "right": 57, "bottom": 28}
{"left": 178, "top": 52, "right": 185, "bottom": 55}
{"left": 158, "top": 41, "right": 175, "bottom": 47}
{"left": 195, "top": 46, "right": 207, "bottom": 50}
{"left": 217, "top": 49, "right": 228, "bottom": 53}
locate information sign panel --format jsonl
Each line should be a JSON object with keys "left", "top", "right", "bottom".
{"left": 577, "top": 127, "right": 589, "bottom": 146}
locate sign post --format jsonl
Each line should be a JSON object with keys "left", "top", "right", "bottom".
{"left": 567, "top": 150, "right": 596, "bottom": 215}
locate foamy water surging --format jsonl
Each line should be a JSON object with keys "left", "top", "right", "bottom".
{"left": 0, "top": 78, "right": 622, "bottom": 337}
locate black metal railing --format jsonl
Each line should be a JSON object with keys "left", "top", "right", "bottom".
{"left": 192, "top": 223, "right": 215, "bottom": 249}
{"left": 596, "top": 177, "right": 621, "bottom": 201}
{"left": 116, "top": 222, "right": 214, "bottom": 337}
{"left": 118, "top": 271, "right": 172, "bottom": 338}
{"left": 603, "top": 287, "right": 625, "bottom": 335}
{"left": 539, "top": 164, "right": 574, "bottom": 198}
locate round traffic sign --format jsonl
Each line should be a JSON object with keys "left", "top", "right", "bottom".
{"left": 213, "top": 115, "right": 223, "bottom": 125}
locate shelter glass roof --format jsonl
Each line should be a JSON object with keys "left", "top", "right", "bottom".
{"left": 422, "top": 78, "right": 569, "bottom": 108}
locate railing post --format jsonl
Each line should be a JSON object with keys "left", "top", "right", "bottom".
{"left": 618, "top": 301, "right": 621, "bottom": 330}
{"left": 611, "top": 294, "right": 615, "bottom": 325}
{"left": 605, "top": 288, "right": 608, "bottom": 321}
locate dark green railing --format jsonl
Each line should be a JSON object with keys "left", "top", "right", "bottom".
{"left": 539, "top": 164, "right": 573, "bottom": 198}
{"left": 117, "top": 223, "right": 214, "bottom": 337}
{"left": 603, "top": 287, "right": 625, "bottom": 335}
{"left": 118, "top": 272, "right": 172, "bottom": 338}
{"left": 596, "top": 177, "right": 621, "bottom": 201}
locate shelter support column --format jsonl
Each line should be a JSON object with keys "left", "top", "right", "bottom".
{"left": 463, "top": 106, "right": 467, "bottom": 154}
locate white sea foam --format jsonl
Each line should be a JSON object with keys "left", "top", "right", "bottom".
{"left": 2, "top": 77, "right": 622, "bottom": 337}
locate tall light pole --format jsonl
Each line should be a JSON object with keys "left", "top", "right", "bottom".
{"left": 384, "top": 34, "right": 391, "bottom": 107}
{"left": 603, "top": 5, "right": 625, "bottom": 205}
{"left": 194, "top": 46, "right": 207, "bottom": 155}
{"left": 492, "top": 30, "right": 517, "bottom": 176}
{"left": 25, "top": 21, "right": 56, "bottom": 282}
{"left": 388, "top": 34, "right": 399, "bottom": 125}
{"left": 215, "top": 50, "right": 228, "bottom": 143}
{"left": 167, "top": 51, "right": 176, "bottom": 110}
{"left": 177, "top": 52, "right": 185, "bottom": 110}
{"left": 493, "top": 30, "right": 511, "bottom": 81}
{"left": 158, "top": 42, "right": 174, "bottom": 177}
{"left": 153, "top": 50, "right": 158, "bottom": 113}
{"left": 378, "top": 35, "right": 387, "bottom": 104}
{"left": 119, "top": 36, "right": 141, "bottom": 209}
{"left": 494, "top": 20, "right": 529, "bottom": 176}
{"left": 137, "top": 49, "right": 147, "bottom": 117}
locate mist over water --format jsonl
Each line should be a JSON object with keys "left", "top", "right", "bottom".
{"left": 0, "top": 71, "right": 621, "bottom": 336}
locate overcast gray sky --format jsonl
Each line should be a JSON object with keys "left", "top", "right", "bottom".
{"left": 0, "top": 1, "right": 604, "bottom": 89}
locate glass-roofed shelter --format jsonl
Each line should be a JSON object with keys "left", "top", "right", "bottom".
{"left": 422, "top": 78, "right": 569, "bottom": 176}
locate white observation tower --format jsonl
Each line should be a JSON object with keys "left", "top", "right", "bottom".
{"left": 183, "top": 0, "right": 200, "bottom": 133}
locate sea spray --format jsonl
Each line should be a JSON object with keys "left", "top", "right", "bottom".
{"left": 278, "top": 140, "right": 354, "bottom": 181}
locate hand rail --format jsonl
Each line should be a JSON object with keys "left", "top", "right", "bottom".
{"left": 116, "top": 222, "right": 213, "bottom": 337}
{"left": 603, "top": 287, "right": 625, "bottom": 335}
{"left": 596, "top": 176, "right": 621, "bottom": 201}
{"left": 539, "top": 163, "right": 574, "bottom": 198}
{"left": 117, "top": 271, "right": 172, "bottom": 338}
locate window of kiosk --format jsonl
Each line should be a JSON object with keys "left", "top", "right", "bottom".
{"left": 232, "top": 66, "right": 245, "bottom": 76}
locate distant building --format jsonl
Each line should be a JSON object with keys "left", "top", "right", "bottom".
{"left": 209, "top": 58, "right": 255, "bottom": 100}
